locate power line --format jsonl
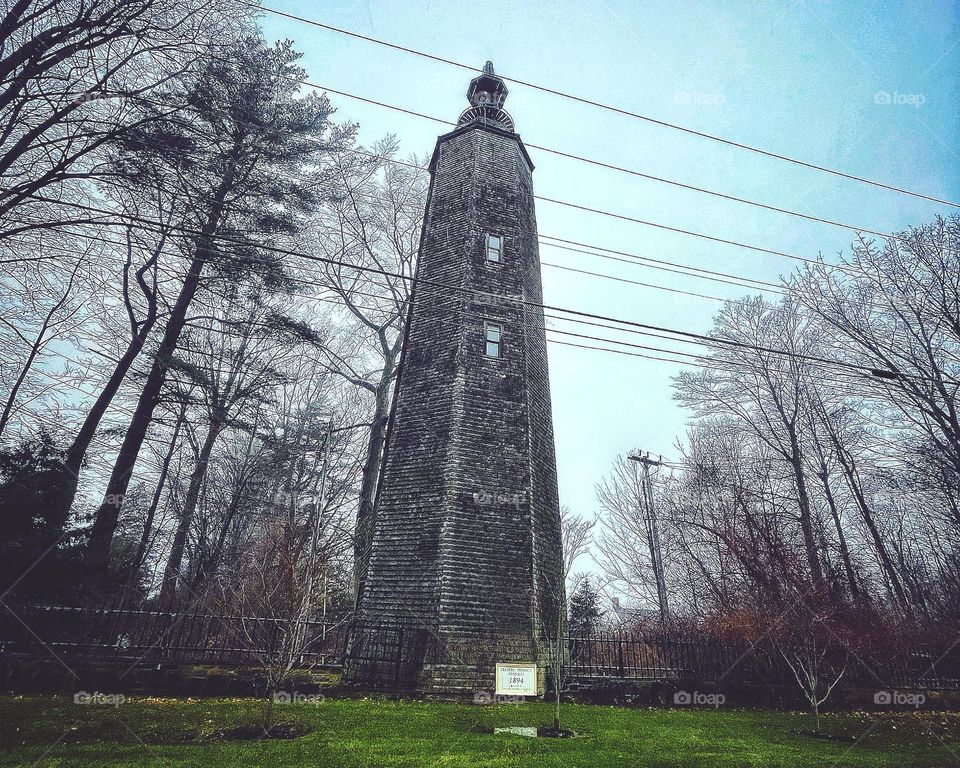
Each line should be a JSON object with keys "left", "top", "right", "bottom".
{"left": 327, "top": 145, "right": 828, "bottom": 267}
{"left": 541, "top": 260, "right": 727, "bottom": 302}
{"left": 93, "top": 90, "right": 890, "bottom": 273}
{"left": 308, "top": 82, "right": 923, "bottom": 244}
{"left": 543, "top": 335, "right": 868, "bottom": 392}
{"left": 538, "top": 236, "right": 783, "bottom": 294}
{"left": 4, "top": 248, "right": 890, "bottom": 439}
{"left": 537, "top": 194, "right": 819, "bottom": 265}
{"left": 253, "top": 2, "right": 960, "bottom": 209}
{"left": 18, "top": 282, "right": 874, "bottom": 401}
{"left": 24, "top": 193, "right": 904, "bottom": 381}
{"left": 6, "top": 218, "right": 879, "bottom": 392}
{"left": 22, "top": 193, "right": 921, "bottom": 383}
{"left": 2, "top": 196, "right": 785, "bottom": 299}
{"left": 322, "top": 144, "right": 893, "bottom": 280}
{"left": 6, "top": 208, "right": 764, "bottom": 330}
{"left": 0, "top": 140, "right": 795, "bottom": 295}
{"left": 5, "top": 233, "right": 752, "bottom": 377}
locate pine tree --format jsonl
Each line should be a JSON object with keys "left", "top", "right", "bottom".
{"left": 0, "top": 431, "right": 81, "bottom": 598}
{"left": 83, "top": 36, "right": 351, "bottom": 578}
{"left": 568, "top": 577, "right": 603, "bottom": 637}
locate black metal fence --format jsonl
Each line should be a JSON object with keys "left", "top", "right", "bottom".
{"left": 2, "top": 603, "right": 958, "bottom": 692}
{"left": 568, "top": 629, "right": 750, "bottom": 683}
{"left": 565, "top": 630, "right": 960, "bottom": 690}
{"left": 0, "top": 602, "right": 347, "bottom": 668}
{"left": 341, "top": 621, "right": 434, "bottom": 689}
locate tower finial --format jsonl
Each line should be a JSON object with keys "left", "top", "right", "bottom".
{"left": 460, "top": 61, "right": 512, "bottom": 130}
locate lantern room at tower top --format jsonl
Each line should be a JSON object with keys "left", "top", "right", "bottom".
{"left": 457, "top": 60, "right": 516, "bottom": 133}
{"left": 467, "top": 60, "right": 508, "bottom": 107}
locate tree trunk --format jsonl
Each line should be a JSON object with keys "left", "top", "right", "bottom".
{"left": 84, "top": 148, "right": 237, "bottom": 577}
{"left": 120, "top": 400, "right": 186, "bottom": 606}
{"left": 189, "top": 422, "right": 259, "bottom": 594}
{"left": 263, "top": 685, "right": 275, "bottom": 730}
{"left": 788, "top": 429, "right": 824, "bottom": 586}
{"left": 157, "top": 420, "right": 221, "bottom": 611}
{"left": 834, "top": 444, "right": 910, "bottom": 613}
{"left": 48, "top": 331, "right": 155, "bottom": 523}
{"left": 47, "top": 231, "right": 162, "bottom": 525}
{"left": 86, "top": 262, "right": 203, "bottom": 574}
{"left": 820, "top": 468, "right": 860, "bottom": 601}
{"left": 352, "top": 364, "right": 393, "bottom": 597}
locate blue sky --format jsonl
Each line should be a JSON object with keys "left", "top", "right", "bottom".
{"left": 257, "top": 0, "right": 960, "bottom": 524}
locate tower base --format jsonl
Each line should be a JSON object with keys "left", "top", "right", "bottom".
{"left": 343, "top": 622, "right": 550, "bottom": 696}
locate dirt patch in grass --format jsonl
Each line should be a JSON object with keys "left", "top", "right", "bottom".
{"left": 217, "top": 722, "right": 307, "bottom": 741}
{"left": 797, "top": 730, "right": 860, "bottom": 743}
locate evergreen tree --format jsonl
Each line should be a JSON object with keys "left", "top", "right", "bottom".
{"left": 0, "top": 431, "right": 83, "bottom": 598}
{"left": 82, "top": 36, "right": 351, "bottom": 578}
{"left": 568, "top": 577, "right": 604, "bottom": 637}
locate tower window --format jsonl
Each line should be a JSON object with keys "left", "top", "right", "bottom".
{"left": 484, "top": 322, "right": 502, "bottom": 358}
{"left": 485, "top": 233, "right": 503, "bottom": 263}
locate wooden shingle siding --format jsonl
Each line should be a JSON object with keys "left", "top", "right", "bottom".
{"left": 349, "top": 119, "right": 564, "bottom": 694}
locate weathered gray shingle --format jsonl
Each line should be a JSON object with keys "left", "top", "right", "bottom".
{"left": 349, "top": 111, "right": 564, "bottom": 694}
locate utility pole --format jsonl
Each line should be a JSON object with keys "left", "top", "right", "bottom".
{"left": 628, "top": 452, "right": 669, "bottom": 624}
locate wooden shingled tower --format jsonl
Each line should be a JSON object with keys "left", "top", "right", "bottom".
{"left": 346, "top": 61, "right": 565, "bottom": 694}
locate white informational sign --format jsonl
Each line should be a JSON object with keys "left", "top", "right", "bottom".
{"left": 495, "top": 662, "right": 538, "bottom": 696}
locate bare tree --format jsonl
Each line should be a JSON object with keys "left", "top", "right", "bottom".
{"left": 310, "top": 137, "right": 426, "bottom": 596}
{"left": 561, "top": 506, "right": 595, "bottom": 591}
{"left": 773, "top": 597, "right": 848, "bottom": 733}
{"left": 212, "top": 418, "right": 351, "bottom": 730}
{"left": 540, "top": 506, "right": 591, "bottom": 733}
{"left": 156, "top": 293, "right": 297, "bottom": 609}
{"left": 0, "top": 0, "right": 245, "bottom": 237}
{"left": 795, "top": 219, "right": 960, "bottom": 596}
{"left": 0, "top": 252, "right": 85, "bottom": 437}
{"left": 675, "top": 296, "right": 828, "bottom": 588}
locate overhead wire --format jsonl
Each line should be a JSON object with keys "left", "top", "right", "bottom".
{"left": 53, "top": 89, "right": 881, "bottom": 275}
{"left": 252, "top": 2, "right": 960, "bottom": 209}
{"left": 19, "top": 193, "right": 927, "bottom": 385}
{"left": 6, "top": 227, "right": 883, "bottom": 394}
{"left": 304, "top": 82, "right": 924, "bottom": 245}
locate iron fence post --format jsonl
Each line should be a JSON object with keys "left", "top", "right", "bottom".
{"left": 394, "top": 626, "right": 404, "bottom": 688}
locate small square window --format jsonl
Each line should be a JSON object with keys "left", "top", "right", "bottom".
{"left": 484, "top": 322, "right": 502, "bottom": 358}
{"left": 485, "top": 233, "right": 503, "bottom": 263}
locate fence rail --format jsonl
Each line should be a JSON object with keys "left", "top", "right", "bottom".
{"left": 2, "top": 603, "right": 957, "bottom": 691}
{"left": 0, "top": 602, "right": 347, "bottom": 668}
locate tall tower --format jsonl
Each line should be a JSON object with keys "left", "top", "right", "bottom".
{"left": 347, "top": 62, "right": 564, "bottom": 694}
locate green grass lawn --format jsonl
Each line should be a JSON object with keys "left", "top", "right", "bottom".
{"left": 1, "top": 695, "right": 957, "bottom": 767}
